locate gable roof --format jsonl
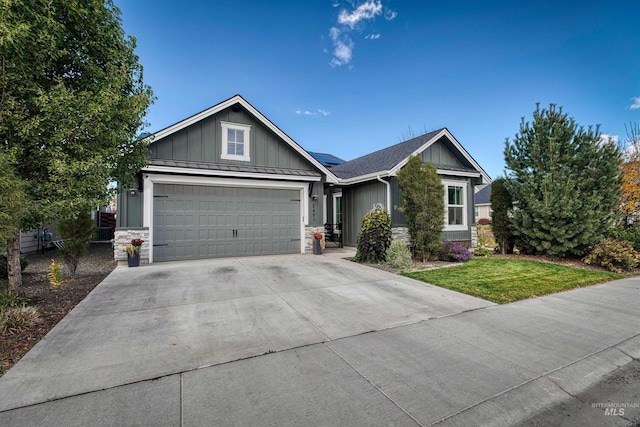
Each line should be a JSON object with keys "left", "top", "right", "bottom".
{"left": 329, "top": 128, "right": 491, "bottom": 184}
{"left": 308, "top": 152, "right": 345, "bottom": 168}
{"left": 146, "top": 94, "right": 338, "bottom": 183}
{"left": 475, "top": 184, "right": 491, "bottom": 205}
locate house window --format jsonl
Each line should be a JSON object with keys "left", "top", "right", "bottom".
{"left": 220, "top": 121, "right": 251, "bottom": 162}
{"left": 333, "top": 193, "right": 342, "bottom": 227}
{"left": 443, "top": 180, "right": 467, "bottom": 231}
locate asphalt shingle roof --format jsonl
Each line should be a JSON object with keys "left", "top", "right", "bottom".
{"left": 329, "top": 129, "right": 444, "bottom": 179}
{"left": 475, "top": 184, "right": 491, "bottom": 205}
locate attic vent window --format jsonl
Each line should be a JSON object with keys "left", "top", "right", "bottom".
{"left": 221, "top": 121, "right": 251, "bottom": 162}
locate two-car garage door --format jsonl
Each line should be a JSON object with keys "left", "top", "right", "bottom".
{"left": 153, "top": 184, "right": 301, "bottom": 262}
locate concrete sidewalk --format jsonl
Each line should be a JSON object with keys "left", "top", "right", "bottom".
{"left": 0, "top": 253, "right": 639, "bottom": 426}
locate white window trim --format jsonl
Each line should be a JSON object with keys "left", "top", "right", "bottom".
{"left": 443, "top": 180, "right": 467, "bottom": 231}
{"left": 333, "top": 191, "right": 342, "bottom": 231}
{"left": 220, "top": 121, "right": 251, "bottom": 162}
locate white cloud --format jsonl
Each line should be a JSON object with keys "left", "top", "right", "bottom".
{"left": 630, "top": 96, "right": 640, "bottom": 110}
{"left": 384, "top": 9, "right": 397, "bottom": 20}
{"left": 337, "top": 0, "right": 383, "bottom": 28}
{"left": 328, "top": 1, "right": 396, "bottom": 67}
{"left": 296, "top": 109, "right": 331, "bottom": 117}
{"left": 329, "top": 27, "right": 354, "bottom": 67}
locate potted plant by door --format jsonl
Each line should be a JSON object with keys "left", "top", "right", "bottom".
{"left": 124, "top": 238, "right": 144, "bottom": 267}
{"left": 313, "top": 232, "right": 323, "bottom": 255}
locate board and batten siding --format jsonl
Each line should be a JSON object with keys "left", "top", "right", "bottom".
{"left": 421, "top": 137, "right": 465, "bottom": 167}
{"left": 150, "top": 107, "right": 314, "bottom": 172}
{"left": 342, "top": 180, "right": 387, "bottom": 246}
{"left": 116, "top": 191, "right": 143, "bottom": 228}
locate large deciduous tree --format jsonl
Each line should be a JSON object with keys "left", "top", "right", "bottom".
{"left": 619, "top": 123, "right": 640, "bottom": 223}
{"left": 0, "top": 0, "right": 154, "bottom": 292}
{"left": 504, "top": 104, "right": 621, "bottom": 258}
{"left": 397, "top": 155, "right": 444, "bottom": 261}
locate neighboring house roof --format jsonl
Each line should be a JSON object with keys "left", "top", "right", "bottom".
{"left": 145, "top": 94, "right": 338, "bottom": 184}
{"left": 308, "top": 152, "right": 345, "bottom": 168}
{"left": 475, "top": 184, "right": 491, "bottom": 205}
{"left": 329, "top": 128, "right": 491, "bottom": 184}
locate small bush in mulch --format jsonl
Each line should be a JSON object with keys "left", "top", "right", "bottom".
{"left": 386, "top": 239, "right": 413, "bottom": 270}
{"left": 584, "top": 238, "right": 640, "bottom": 273}
{"left": 440, "top": 242, "right": 471, "bottom": 262}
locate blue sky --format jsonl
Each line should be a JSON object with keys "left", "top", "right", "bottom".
{"left": 119, "top": 0, "right": 640, "bottom": 179}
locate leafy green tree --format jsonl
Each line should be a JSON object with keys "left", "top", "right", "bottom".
{"left": 504, "top": 104, "right": 622, "bottom": 257}
{"left": 490, "top": 178, "right": 513, "bottom": 254}
{"left": 0, "top": 0, "right": 153, "bottom": 292}
{"left": 355, "top": 208, "right": 392, "bottom": 264}
{"left": 397, "top": 156, "right": 444, "bottom": 261}
{"left": 0, "top": 152, "right": 26, "bottom": 245}
{"left": 57, "top": 212, "right": 97, "bottom": 277}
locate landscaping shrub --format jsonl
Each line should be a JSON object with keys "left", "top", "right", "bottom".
{"left": 583, "top": 238, "right": 640, "bottom": 273}
{"left": 57, "top": 212, "right": 97, "bottom": 277}
{"left": 355, "top": 208, "right": 392, "bottom": 264}
{"left": 440, "top": 242, "right": 471, "bottom": 262}
{"left": 473, "top": 247, "right": 493, "bottom": 257}
{"left": 476, "top": 224, "right": 497, "bottom": 249}
{"left": 48, "top": 259, "right": 63, "bottom": 288}
{"left": 0, "top": 288, "right": 29, "bottom": 308}
{"left": 386, "top": 239, "right": 413, "bottom": 269}
{"left": 1, "top": 305, "right": 40, "bottom": 334}
{"left": 0, "top": 255, "right": 29, "bottom": 279}
{"left": 609, "top": 223, "right": 640, "bottom": 252}
{"left": 477, "top": 218, "right": 491, "bottom": 225}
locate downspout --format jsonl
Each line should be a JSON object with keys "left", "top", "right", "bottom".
{"left": 376, "top": 175, "right": 391, "bottom": 212}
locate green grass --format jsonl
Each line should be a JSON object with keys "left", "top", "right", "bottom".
{"left": 402, "top": 258, "right": 622, "bottom": 304}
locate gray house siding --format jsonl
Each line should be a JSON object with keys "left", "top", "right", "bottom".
{"left": 342, "top": 180, "right": 387, "bottom": 246}
{"left": 307, "top": 180, "right": 324, "bottom": 227}
{"left": 116, "top": 191, "right": 143, "bottom": 228}
{"left": 421, "top": 138, "right": 464, "bottom": 167}
{"left": 150, "top": 107, "right": 314, "bottom": 172}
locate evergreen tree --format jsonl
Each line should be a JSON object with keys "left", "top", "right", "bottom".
{"left": 0, "top": 0, "right": 154, "bottom": 292}
{"left": 489, "top": 178, "right": 513, "bottom": 254}
{"left": 504, "top": 104, "right": 622, "bottom": 257}
{"left": 397, "top": 156, "right": 444, "bottom": 261}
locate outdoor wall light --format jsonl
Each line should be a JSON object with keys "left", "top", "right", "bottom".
{"left": 129, "top": 189, "right": 138, "bottom": 197}
{"left": 312, "top": 194, "right": 318, "bottom": 200}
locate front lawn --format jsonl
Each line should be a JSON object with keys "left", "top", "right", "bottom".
{"left": 402, "top": 258, "right": 622, "bottom": 304}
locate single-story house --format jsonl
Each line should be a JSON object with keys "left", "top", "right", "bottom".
{"left": 474, "top": 184, "right": 492, "bottom": 222}
{"left": 115, "top": 95, "right": 490, "bottom": 264}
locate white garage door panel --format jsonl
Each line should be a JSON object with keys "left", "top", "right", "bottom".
{"left": 153, "top": 184, "right": 301, "bottom": 261}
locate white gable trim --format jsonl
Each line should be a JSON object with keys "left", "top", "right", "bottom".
{"left": 151, "top": 95, "right": 338, "bottom": 184}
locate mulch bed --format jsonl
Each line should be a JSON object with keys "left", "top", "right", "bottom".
{"left": 0, "top": 243, "right": 116, "bottom": 378}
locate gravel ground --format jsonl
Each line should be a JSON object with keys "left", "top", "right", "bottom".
{"left": 1, "top": 243, "right": 116, "bottom": 377}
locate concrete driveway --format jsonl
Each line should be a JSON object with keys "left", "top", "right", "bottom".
{"left": 1, "top": 251, "right": 639, "bottom": 426}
